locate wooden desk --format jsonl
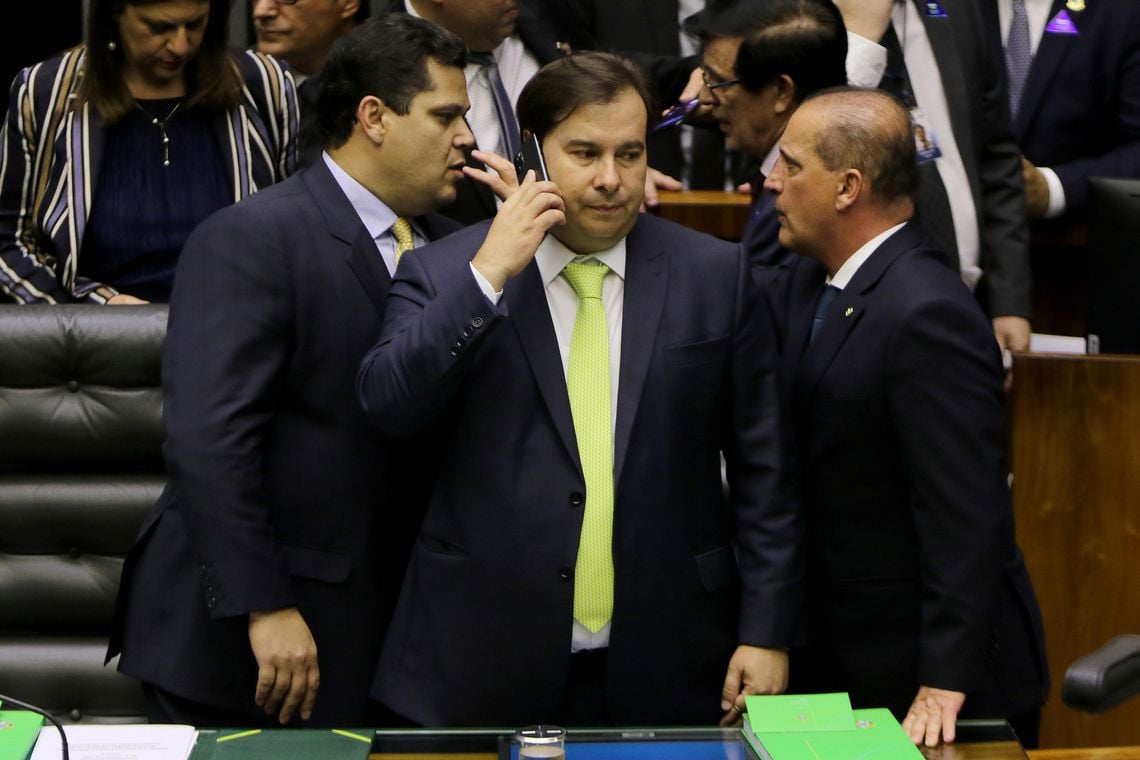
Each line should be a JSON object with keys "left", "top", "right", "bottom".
{"left": 1011, "top": 353, "right": 1140, "bottom": 748}
{"left": 652, "top": 190, "right": 751, "bottom": 241}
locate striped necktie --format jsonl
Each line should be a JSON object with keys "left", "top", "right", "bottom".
{"left": 1006, "top": 0, "right": 1033, "bottom": 119}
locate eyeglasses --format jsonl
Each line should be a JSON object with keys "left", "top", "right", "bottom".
{"left": 701, "top": 68, "right": 742, "bottom": 93}
{"left": 265, "top": 0, "right": 301, "bottom": 5}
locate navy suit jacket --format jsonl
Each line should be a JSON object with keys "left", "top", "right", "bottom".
{"left": 981, "top": 0, "right": 1140, "bottom": 212}
{"left": 110, "top": 160, "right": 459, "bottom": 724}
{"left": 358, "top": 214, "right": 803, "bottom": 726}
{"left": 776, "top": 223, "right": 1048, "bottom": 721}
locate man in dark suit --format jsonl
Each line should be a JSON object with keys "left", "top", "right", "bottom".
{"left": 358, "top": 52, "right": 802, "bottom": 728}
{"left": 838, "top": 0, "right": 1033, "bottom": 356}
{"left": 764, "top": 88, "right": 1048, "bottom": 747}
{"left": 980, "top": 0, "right": 1140, "bottom": 220}
{"left": 388, "top": 0, "right": 563, "bottom": 224}
{"left": 109, "top": 16, "right": 469, "bottom": 727}
{"left": 689, "top": 0, "right": 846, "bottom": 284}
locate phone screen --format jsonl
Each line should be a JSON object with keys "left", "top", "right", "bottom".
{"left": 514, "top": 133, "right": 549, "bottom": 183}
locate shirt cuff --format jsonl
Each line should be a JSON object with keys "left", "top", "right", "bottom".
{"left": 846, "top": 32, "right": 887, "bottom": 88}
{"left": 1039, "top": 166, "right": 1067, "bottom": 218}
{"left": 469, "top": 262, "right": 503, "bottom": 304}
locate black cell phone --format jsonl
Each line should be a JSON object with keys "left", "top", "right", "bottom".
{"left": 652, "top": 98, "right": 699, "bottom": 132}
{"left": 514, "top": 132, "right": 549, "bottom": 183}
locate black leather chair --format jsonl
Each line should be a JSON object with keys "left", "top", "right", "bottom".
{"left": 0, "top": 305, "right": 167, "bottom": 722}
{"left": 1062, "top": 635, "right": 1140, "bottom": 714}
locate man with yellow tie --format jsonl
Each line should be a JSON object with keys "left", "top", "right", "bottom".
{"left": 111, "top": 16, "right": 470, "bottom": 728}
{"left": 358, "top": 51, "right": 802, "bottom": 727}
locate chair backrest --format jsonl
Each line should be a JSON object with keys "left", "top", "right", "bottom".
{"left": 0, "top": 304, "right": 167, "bottom": 722}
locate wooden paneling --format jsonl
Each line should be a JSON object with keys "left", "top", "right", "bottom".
{"left": 1011, "top": 353, "right": 1140, "bottom": 747}
{"left": 652, "top": 190, "right": 751, "bottom": 241}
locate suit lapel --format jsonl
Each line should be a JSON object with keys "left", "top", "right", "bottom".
{"left": 613, "top": 221, "right": 668, "bottom": 486}
{"left": 506, "top": 263, "right": 582, "bottom": 469}
{"left": 795, "top": 225, "right": 923, "bottom": 402}
{"left": 302, "top": 162, "right": 392, "bottom": 316}
{"left": 914, "top": 0, "right": 973, "bottom": 168}
{"left": 1015, "top": 0, "right": 1077, "bottom": 134}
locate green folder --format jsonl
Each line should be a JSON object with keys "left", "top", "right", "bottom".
{"left": 0, "top": 710, "right": 45, "bottom": 760}
{"left": 189, "top": 728, "right": 373, "bottom": 760}
{"left": 744, "top": 692, "right": 856, "bottom": 732}
{"left": 742, "top": 703, "right": 924, "bottom": 760}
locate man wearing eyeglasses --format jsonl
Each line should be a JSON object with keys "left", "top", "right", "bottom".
{"left": 687, "top": 0, "right": 846, "bottom": 301}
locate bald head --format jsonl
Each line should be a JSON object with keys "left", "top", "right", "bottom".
{"left": 802, "top": 88, "right": 918, "bottom": 207}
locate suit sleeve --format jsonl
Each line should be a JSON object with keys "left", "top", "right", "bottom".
{"left": 723, "top": 248, "right": 804, "bottom": 648}
{"left": 967, "top": 4, "right": 1032, "bottom": 319}
{"left": 1050, "top": 16, "right": 1140, "bottom": 210}
{"left": 357, "top": 244, "right": 505, "bottom": 437}
{"left": 887, "top": 294, "right": 1011, "bottom": 692}
{"left": 161, "top": 208, "right": 298, "bottom": 618}
{"left": 0, "top": 66, "right": 76, "bottom": 304}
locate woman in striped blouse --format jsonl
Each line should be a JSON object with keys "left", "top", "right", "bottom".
{"left": 0, "top": 0, "right": 298, "bottom": 304}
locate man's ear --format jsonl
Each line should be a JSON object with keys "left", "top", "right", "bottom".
{"left": 772, "top": 74, "right": 798, "bottom": 115}
{"left": 340, "top": 0, "right": 361, "bottom": 21}
{"left": 357, "top": 95, "right": 388, "bottom": 144}
{"left": 835, "top": 168, "right": 864, "bottom": 212}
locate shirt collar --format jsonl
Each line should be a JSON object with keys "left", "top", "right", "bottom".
{"left": 829, "top": 221, "right": 907, "bottom": 290}
{"left": 322, "top": 152, "right": 401, "bottom": 241}
{"left": 535, "top": 233, "right": 628, "bottom": 288}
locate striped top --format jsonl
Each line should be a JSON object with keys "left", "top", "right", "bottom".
{"left": 0, "top": 47, "right": 299, "bottom": 303}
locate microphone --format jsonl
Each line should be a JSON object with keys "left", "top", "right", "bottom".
{"left": 0, "top": 692, "right": 70, "bottom": 760}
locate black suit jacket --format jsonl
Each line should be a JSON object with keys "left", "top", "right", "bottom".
{"left": 879, "top": 0, "right": 1032, "bottom": 319}
{"left": 776, "top": 223, "right": 1048, "bottom": 721}
{"left": 110, "top": 161, "right": 460, "bottom": 724}
{"left": 980, "top": 0, "right": 1140, "bottom": 213}
{"left": 358, "top": 215, "right": 803, "bottom": 726}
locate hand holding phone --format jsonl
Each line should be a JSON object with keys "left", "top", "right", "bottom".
{"left": 514, "top": 132, "right": 549, "bottom": 183}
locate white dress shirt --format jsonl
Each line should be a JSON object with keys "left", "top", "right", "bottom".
{"left": 829, "top": 222, "right": 908, "bottom": 289}
{"left": 846, "top": 2, "right": 983, "bottom": 290}
{"left": 472, "top": 234, "right": 627, "bottom": 651}
{"left": 322, "top": 152, "right": 425, "bottom": 276}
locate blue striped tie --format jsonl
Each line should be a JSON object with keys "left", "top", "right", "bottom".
{"left": 811, "top": 285, "right": 841, "bottom": 343}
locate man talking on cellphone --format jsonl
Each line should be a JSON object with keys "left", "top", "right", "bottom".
{"left": 358, "top": 51, "right": 803, "bottom": 727}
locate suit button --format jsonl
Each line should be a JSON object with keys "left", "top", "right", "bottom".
{"left": 66, "top": 380, "right": 80, "bottom": 393}
{"left": 455, "top": 337, "right": 466, "bottom": 347}
{"left": 68, "top": 546, "right": 82, "bottom": 559}
{"left": 463, "top": 326, "right": 474, "bottom": 338}
{"left": 471, "top": 317, "right": 484, "bottom": 328}
{"left": 450, "top": 348, "right": 460, "bottom": 357}
{"left": 559, "top": 567, "right": 571, "bottom": 580}
{"left": 207, "top": 596, "right": 217, "bottom": 607}
{"left": 69, "top": 708, "right": 81, "bottom": 722}
{"left": 569, "top": 492, "right": 584, "bottom": 507}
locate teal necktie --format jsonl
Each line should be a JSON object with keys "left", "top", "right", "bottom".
{"left": 562, "top": 259, "right": 614, "bottom": 633}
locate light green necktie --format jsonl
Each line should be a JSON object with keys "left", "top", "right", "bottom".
{"left": 391, "top": 217, "right": 415, "bottom": 263}
{"left": 563, "top": 258, "right": 614, "bottom": 633}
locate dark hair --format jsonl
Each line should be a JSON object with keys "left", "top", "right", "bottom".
{"left": 691, "top": 0, "right": 846, "bottom": 102}
{"left": 81, "top": 0, "right": 241, "bottom": 123}
{"left": 315, "top": 14, "right": 467, "bottom": 149}
{"left": 516, "top": 51, "right": 655, "bottom": 142}
{"left": 807, "top": 87, "right": 919, "bottom": 203}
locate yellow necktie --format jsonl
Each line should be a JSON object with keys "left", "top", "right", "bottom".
{"left": 391, "top": 217, "right": 415, "bottom": 263}
{"left": 562, "top": 259, "right": 614, "bottom": 633}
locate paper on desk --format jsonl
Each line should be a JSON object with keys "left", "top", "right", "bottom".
{"left": 30, "top": 724, "right": 196, "bottom": 760}
{"left": 744, "top": 692, "right": 855, "bottom": 733}
{"left": 1029, "top": 333, "right": 1086, "bottom": 354}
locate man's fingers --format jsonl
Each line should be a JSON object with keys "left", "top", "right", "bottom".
{"left": 942, "top": 706, "right": 957, "bottom": 744}
{"left": 720, "top": 666, "right": 742, "bottom": 711}
{"left": 924, "top": 699, "right": 942, "bottom": 747}
{"left": 254, "top": 665, "right": 276, "bottom": 706}
{"left": 264, "top": 666, "right": 292, "bottom": 716}
{"left": 277, "top": 663, "right": 309, "bottom": 724}
{"left": 299, "top": 666, "right": 321, "bottom": 722}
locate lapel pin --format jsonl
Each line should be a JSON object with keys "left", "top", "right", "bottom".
{"left": 556, "top": 41, "right": 573, "bottom": 56}
{"left": 1066, "top": 0, "right": 1085, "bottom": 11}
{"left": 844, "top": 307, "right": 854, "bottom": 317}
{"left": 1045, "top": 9, "right": 1079, "bottom": 34}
